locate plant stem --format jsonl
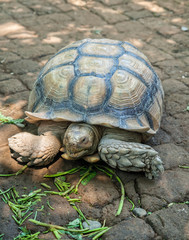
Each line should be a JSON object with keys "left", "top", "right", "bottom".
{"left": 0, "top": 187, "right": 12, "bottom": 195}
{"left": 179, "top": 165, "right": 189, "bottom": 169}
{"left": 40, "top": 183, "right": 51, "bottom": 190}
{"left": 44, "top": 167, "right": 83, "bottom": 178}
{"left": 75, "top": 166, "right": 92, "bottom": 193}
{"left": 95, "top": 165, "right": 125, "bottom": 216}
{"left": 29, "top": 219, "right": 89, "bottom": 233}
{"left": 0, "top": 165, "right": 27, "bottom": 177}
{"left": 44, "top": 185, "right": 75, "bottom": 196}
{"left": 115, "top": 174, "right": 125, "bottom": 216}
{"left": 18, "top": 189, "right": 42, "bottom": 202}
{"left": 92, "top": 227, "right": 111, "bottom": 240}
{"left": 47, "top": 200, "right": 55, "bottom": 210}
{"left": 126, "top": 197, "right": 135, "bottom": 211}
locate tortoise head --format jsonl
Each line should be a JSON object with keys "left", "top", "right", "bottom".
{"left": 63, "top": 123, "right": 101, "bottom": 159}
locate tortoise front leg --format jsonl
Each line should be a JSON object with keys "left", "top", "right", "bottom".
{"left": 98, "top": 138, "right": 164, "bottom": 179}
{"left": 8, "top": 131, "right": 61, "bottom": 166}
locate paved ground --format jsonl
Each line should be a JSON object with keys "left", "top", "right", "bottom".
{"left": 0, "top": 0, "right": 189, "bottom": 239}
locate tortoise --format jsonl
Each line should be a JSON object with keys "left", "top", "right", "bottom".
{"left": 8, "top": 38, "right": 164, "bottom": 179}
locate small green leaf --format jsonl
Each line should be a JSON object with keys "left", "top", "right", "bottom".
{"left": 0, "top": 234, "right": 4, "bottom": 240}
{"left": 67, "top": 218, "right": 81, "bottom": 228}
{"left": 54, "top": 176, "right": 70, "bottom": 192}
{"left": 65, "top": 231, "right": 82, "bottom": 240}
{"left": 81, "top": 170, "right": 97, "bottom": 186}
{"left": 0, "top": 112, "right": 25, "bottom": 126}
{"left": 40, "top": 183, "right": 51, "bottom": 190}
{"left": 126, "top": 197, "right": 135, "bottom": 211}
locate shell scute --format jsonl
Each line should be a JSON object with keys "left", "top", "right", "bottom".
{"left": 28, "top": 39, "right": 164, "bottom": 135}
{"left": 77, "top": 56, "right": 115, "bottom": 76}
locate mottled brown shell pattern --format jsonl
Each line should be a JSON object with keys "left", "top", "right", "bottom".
{"left": 27, "top": 39, "right": 164, "bottom": 135}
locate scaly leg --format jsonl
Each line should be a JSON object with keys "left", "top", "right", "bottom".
{"left": 8, "top": 132, "right": 61, "bottom": 166}
{"left": 98, "top": 139, "right": 164, "bottom": 179}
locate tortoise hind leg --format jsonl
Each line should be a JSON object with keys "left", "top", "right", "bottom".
{"left": 8, "top": 132, "right": 61, "bottom": 166}
{"left": 98, "top": 138, "right": 164, "bottom": 179}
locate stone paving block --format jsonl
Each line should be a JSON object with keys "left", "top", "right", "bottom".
{"left": 161, "top": 115, "right": 188, "bottom": 147}
{"left": 137, "top": 170, "right": 189, "bottom": 211}
{"left": 8, "top": 59, "right": 40, "bottom": 74}
{"left": 139, "top": 17, "right": 166, "bottom": 30}
{"left": 127, "top": 1, "right": 146, "bottom": 11}
{"left": 153, "top": 66, "right": 170, "bottom": 80}
{"left": 29, "top": 3, "right": 61, "bottom": 15}
{"left": 148, "top": 38, "right": 179, "bottom": 55}
{"left": 102, "top": 198, "right": 131, "bottom": 226}
{"left": 142, "top": 45, "right": 174, "bottom": 63}
{"left": 111, "top": 3, "right": 133, "bottom": 13}
{"left": 20, "top": 73, "right": 38, "bottom": 90}
{"left": 182, "top": 56, "right": 189, "bottom": 65}
{"left": 156, "top": 0, "right": 187, "bottom": 14}
{"left": 0, "top": 78, "right": 27, "bottom": 95}
{"left": 67, "top": 0, "right": 87, "bottom": 7}
{"left": 91, "top": 2, "right": 129, "bottom": 24}
{"left": 67, "top": 9, "right": 106, "bottom": 26}
{"left": 71, "top": 173, "right": 119, "bottom": 206}
{"left": 103, "top": 218, "right": 155, "bottom": 240}
{"left": 157, "top": 24, "right": 180, "bottom": 36}
{"left": 146, "top": 204, "right": 189, "bottom": 240}
{"left": 165, "top": 93, "right": 189, "bottom": 116}
{"left": 140, "top": 194, "right": 167, "bottom": 212}
{"left": 132, "top": 0, "right": 165, "bottom": 14}
{"left": 100, "top": 0, "right": 124, "bottom": 6}
{"left": 115, "top": 20, "right": 152, "bottom": 40}
{"left": 0, "top": 12, "right": 14, "bottom": 23}
{"left": 0, "top": 52, "right": 21, "bottom": 63}
{"left": 125, "top": 10, "right": 153, "bottom": 19}
{"left": 162, "top": 79, "right": 187, "bottom": 95}
{"left": 1, "top": 2, "right": 33, "bottom": 19}
{"left": 124, "top": 180, "right": 140, "bottom": 206}
{"left": 4, "top": 91, "right": 30, "bottom": 107}
{"left": 57, "top": 3, "right": 76, "bottom": 12}
{"left": 139, "top": 17, "right": 180, "bottom": 36}
{"left": 0, "top": 73, "right": 12, "bottom": 81}
{"left": 171, "top": 33, "right": 189, "bottom": 48}
{"left": 79, "top": 201, "right": 102, "bottom": 220}
{"left": 16, "top": 44, "right": 56, "bottom": 59}
{"left": 150, "top": 128, "right": 171, "bottom": 145}
{"left": 16, "top": 15, "right": 38, "bottom": 28}
{"left": 0, "top": 21, "right": 28, "bottom": 37}
{"left": 0, "top": 39, "right": 22, "bottom": 53}
{"left": 0, "top": 124, "right": 21, "bottom": 147}
{"left": 154, "top": 143, "right": 189, "bottom": 170}
{"left": 41, "top": 13, "right": 72, "bottom": 24}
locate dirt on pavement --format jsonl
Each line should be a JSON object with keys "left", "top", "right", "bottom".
{"left": 0, "top": 0, "right": 189, "bottom": 239}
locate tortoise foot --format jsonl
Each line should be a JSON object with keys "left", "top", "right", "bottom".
{"left": 8, "top": 132, "right": 61, "bottom": 166}
{"left": 98, "top": 139, "right": 164, "bottom": 179}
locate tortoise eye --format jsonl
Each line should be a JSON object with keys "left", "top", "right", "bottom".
{"left": 80, "top": 137, "right": 88, "bottom": 144}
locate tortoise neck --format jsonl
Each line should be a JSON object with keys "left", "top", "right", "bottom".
{"left": 102, "top": 128, "right": 142, "bottom": 143}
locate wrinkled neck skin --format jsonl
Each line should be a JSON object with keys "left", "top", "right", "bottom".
{"left": 102, "top": 128, "right": 142, "bottom": 143}
{"left": 63, "top": 123, "right": 103, "bottom": 159}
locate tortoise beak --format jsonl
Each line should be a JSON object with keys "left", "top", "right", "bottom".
{"left": 61, "top": 149, "right": 88, "bottom": 160}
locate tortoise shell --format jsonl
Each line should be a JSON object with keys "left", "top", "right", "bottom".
{"left": 27, "top": 38, "right": 164, "bottom": 136}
